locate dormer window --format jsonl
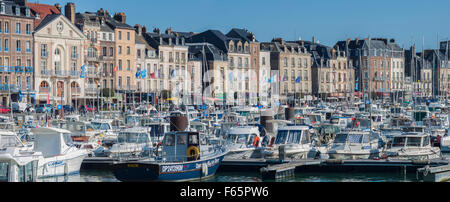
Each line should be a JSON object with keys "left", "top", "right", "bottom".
{"left": 26, "top": 8, "right": 30, "bottom": 17}
{"left": 16, "top": 7, "right": 20, "bottom": 16}
{"left": 0, "top": 3, "right": 5, "bottom": 14}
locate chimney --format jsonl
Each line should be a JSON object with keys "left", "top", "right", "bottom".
{"left": 181, "top": 37, "right": 185, "bottom": 46}
{"left": 64, "top": 2, "right": 76, "bottom": 24}
{"left": 355, "top": 37, "right": 359, "bottom": 45}
{"left": 142, "top": 26, "right": 147, "bottom": 34}
{"left": 153, "top": 28, "right": 160, "bottom": 34}
{"left": 55, "top": 3, "right": 62, "bottom": 12}
{"left": 165, "top": 27, "right": 172, "bottom": 35}
{"left": 159, "top": 37, "right": 163, "bottom": 45}
{"left": 169, "top": 38, "right": 172, "bottom": 46}
{"left": 312, "top": 36, "right": 316, "bottom": 44}
{"left": 114, "top": 12, "right": 126, "bottom": 24}
{"left": 135, "top": 24, "right": 142, "bottom": 36}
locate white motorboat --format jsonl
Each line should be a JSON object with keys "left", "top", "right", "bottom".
{"left": 263, "top": 125, "right": 316, "bottom": 159}
{"left": 31, "top": 127, "right": 89, "bottom": 178}
{"left": 0, "top": 131, "right": 42, "bottom": 182}
{"left": 327, "top": 131, "right": 381, "bottom": 160}
{"left": 440, "top": 133, "right": 450, "bottom": 153}
{"left": 98, "top": 127, "right": 153, "bottom": 158}
{"left": 224, "top": 126, "right": 263, "bottom": 159}
{"left": 383, "top": 132, "right": 441, "bottom": 160}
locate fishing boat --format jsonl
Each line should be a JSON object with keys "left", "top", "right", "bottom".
{"left": 327, "top": 131, "right": 381, "bottom": 160}
{"left": 224, "top": 126, "right": 263, "bottom": 159}
{"left": 262, "top": 125, "right": 317, "bottom": 159}
{"left": 383, "top": 132, "right": 441, "bottom": 160}
{"left": 112, "top": 131, "right": 227, "bottom": 182}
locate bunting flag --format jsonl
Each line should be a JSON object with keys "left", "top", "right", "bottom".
{"left": 80, "top": 65, "right": 86, "bottom": 79}
{"left": 136, "top": 70, "right": 141, "bottom": 79}
{"left": 141, "top": 69, "right": 147, "bottom": 79}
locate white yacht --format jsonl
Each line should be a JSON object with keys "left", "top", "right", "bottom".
{"left": 98, "top": 127, "right": 153, "bottom": 158}
{"left": 327, "top": 131, "right": 381, "bottom": 160}
{"left": 31, "top": 128, "right": 89, "bottom": 178}
{"left": 383, "top": 133, "right": 441, "bottom": 160}
{"left": 263, "top": 125, "right": 316, "bottom": 159}
{"left": 224, "top": 126, "right": 263, "bottom": 159}
{"left": 0, "top": 131, "right": 42, "bottom": 182}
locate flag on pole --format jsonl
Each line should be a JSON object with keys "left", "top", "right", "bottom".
{"left": 296, "top": 76, "right": 301, "bottom": 83}
{"left": 150, "top": 73, "right": 156, "bottom": 79}
{"left": 136, "top": 71, "right": 141, "bottom": 79}
{"left": 80, "top": 65, "right": 86, "bottom": 78}
{"left": 113, "top": 66, "right": 119, "bottom": 72}
{"left": 141, "top": 69, "right": 147, "bottom": 79}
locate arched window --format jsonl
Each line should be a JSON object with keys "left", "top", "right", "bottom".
{"left": 40, "top": 81, "right": 49, "bottom": 88}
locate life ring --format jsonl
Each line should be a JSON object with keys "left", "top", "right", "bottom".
{"left": 187, "top": 146, "right": 200, "bottom": 160}
{"left": 253, "top": 136, "right": 260, "bottom": 147}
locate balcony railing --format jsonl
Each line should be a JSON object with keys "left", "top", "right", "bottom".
{"left": 0, "top": 84, "right": 14, "bottom": 91}
{"left": 15, "top": 66, "right": 24, "bottom": 73}
{"left": 41, "top": 69, "right": 52, "bottom": 76}
{"left": 71, "top": 53, "right": 78, "bottom": 59}
{"left": 25, "top": 66, "right": 33, "bottom": 73}
{"left": 41, "top": 51, "right": 49, "bottom": 58}
{"left": 55, "top": 70, "right": 68, "bottom": 77}
{"left": 70, "top": 70, "right": 80, "bottom": 77}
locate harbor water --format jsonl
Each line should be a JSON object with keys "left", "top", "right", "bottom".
{"left": 40, "top": 154, "right": 450, "bottom": 182}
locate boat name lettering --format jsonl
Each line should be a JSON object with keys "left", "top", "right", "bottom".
{"left": 161, "top": 165, "right": 183, "bottom": 173}
{"left": 47, "top": 161, "right": 65, "bottom": 168}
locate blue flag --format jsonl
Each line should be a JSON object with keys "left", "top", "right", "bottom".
{"left": 80, "top": 65, "right": 85, "bottom": 78}
{"left": 296, "top": 76, "right": 301, "bottom": 83}
{"left": 171, "top": 69, "right": 175, "bottom": 78}
{"left": 141, "top": 69, "right": 147, "bottom": 79}
{"left": 136, "top": 70, "right": 141, "bottom": 79}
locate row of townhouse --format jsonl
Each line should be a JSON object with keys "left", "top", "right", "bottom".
{"left": 1, "top": 0, "right": 415, "bottom": 107}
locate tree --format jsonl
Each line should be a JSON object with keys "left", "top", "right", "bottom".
{"left": 102, "top": 88, "right": 115, "bottom": 98}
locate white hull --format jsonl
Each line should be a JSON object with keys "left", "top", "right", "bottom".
{"left": 224, "top": 148, "right": 262, "bottom": 159}
{"left": 37, "top": 153, "right": 87, "bottom": 178}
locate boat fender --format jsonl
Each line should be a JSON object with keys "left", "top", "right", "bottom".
{"left": 202, "top": 164, "right": 208, "bottom": 177}
{"left": 187, "top": 146, "right": 200, "bottom": 160}
{"left": 253, "top": 136, "right": 260, "bottom": 147}
{"left": 269, "top": 137, "right": 275, "bottom": 147}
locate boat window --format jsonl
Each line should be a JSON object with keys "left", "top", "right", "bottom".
{"left": 86, "top": 124, "right": 95, "bottom": 132}
{"left": 164, "top": 134, "right": 175, "bottom": 146}
{"left": 422, "top": 136, "right": 430, "bottom": 146}
{"left": 247, "top": 135, "right": 256, "bottom": 145}
{"left": 348, "top": 134, "right": 363, "bottom": 144}
{"left": 137, "top": 133, "right": 149, "bottom": 144}
{"left": 128, "top": 133, "right": 139, "bottom": 143}
{"left": 177, "top": 134, "right": 187, "bottom": 145}
{"left": 334, "top": 134, "right": 348, "bottom": 143}
{"left": 331, "top": 119, "right": 339, "bottom": 124}
{"left": 0, "top": 162, "right": 8, "bottom": 182}
{"left": 189, "top": 134, "right": 199, "bottom": 145}
{"left": 301, "top": 130, "right": 310, "bottom": 144}
{"left": 0, "top": 135, "right": 21, "bottom": 148}
{"left": 18, "top": 165, "right": 25, "bottom": 182}
{"left": 362, "top": 134, "right": 370, "bottom": 143}
{"left": 407, "top": 137, "right": 422, "bottom": 147}
{"left": 63, "top": 133, "right": 74, "bottom": 147}
{"left": 275, "top": 131, "right": 289, "bottom": 144}
{"left": 100, "top": 123, "right": 111, "bottom": 130}
{"left": 91, "top": 122, "right": 102, "bottom": 130}
{"left": 25, "top": 161, "right": 34, "bottom": 182}
{"left": 392, "top": 137, "right": 406, "bottom": 147}
{"left": 288, "top": 130, "right": 302, "bottom": 144}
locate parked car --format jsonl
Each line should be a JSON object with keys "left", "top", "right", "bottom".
{"left": 63, "top": 105, "right": 75, "bottom": 113}
{"left": 85, "top": 105, "right": 97, "bottom": 112}
{"left": 0, "top": 106, "right": 11, "bottom": 114}
{"left": 12, "top": 102, "right": 28, "bottom": 113}
{"left": 36, "top": 104, "right": 54, "bottom": 113}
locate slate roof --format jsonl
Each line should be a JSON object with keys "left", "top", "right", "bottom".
{"left": 187, "top": 42, "right": 227, "bottom": 62}
{"left": 226, "top": 28, "right": 257, "bottom": 42}
{"left": 34, "top": 13, "right": 61, "bottom": 32}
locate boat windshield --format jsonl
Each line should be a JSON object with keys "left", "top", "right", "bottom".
{"left": 0, "top": 162, "right": 8, "bottom": 182}
{"left": 331, "top": 118, "right": 339, "bottom": 124}
{"left": 0, "top": 124, "right": 11, "bottom": 130}
{"left": 406, "top": 137, "right": 422, "bottom": 147}
{"left": 149, "top": 125, "right": 165, "bottom": 138}
{"left": 392, "top": 137, "right": 406, "bottom": 147}
{"left": 118, "top": 133, "right": 149, "bottom": 144}
{"left": 334, "top": 134, "right": 348, "bottom": 144}
{"left": 0, "top": 135, "right": 21, "bottom": 148}
{"left": 228, "top": 134, "right": 249, "bottom": 144}
{"left": 63, "top": 133, "right": 74, "bottom": 146}
{"left": 92, "top": 122, "right": 111, "bottom": 130}
{"left": 275, "top": 130, "right": 302, "bottom": 145}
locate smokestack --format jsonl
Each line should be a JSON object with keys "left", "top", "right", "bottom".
{"left": 64, "top": 2, "right": 76, "bottom": 24}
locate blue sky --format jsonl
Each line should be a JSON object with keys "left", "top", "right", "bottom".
{"left": 33, "top": 0, "right": 450, "bottom": 50}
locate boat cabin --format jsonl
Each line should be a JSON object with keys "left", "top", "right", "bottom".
{"left": 386, "top": 133, "right": 431, "bottom": 149}
{"left": 401, "top": 126, "right": 426, "bottom": 133}
{"left": 273, "top": 126, "right": 312, "bottom": 146}
{"left": 226, "top": 126, "right": 261, "bottom": 147}
{"left": 31, "top": 128, "right": 74, "bottom": 158}
{"left": 161, "top": 132, "right": 201, "bottom": 162}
